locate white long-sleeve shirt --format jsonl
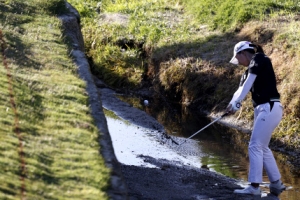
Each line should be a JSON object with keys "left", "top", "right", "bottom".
{"left": 229, "top": 73, "right": 257, "bottom": 110}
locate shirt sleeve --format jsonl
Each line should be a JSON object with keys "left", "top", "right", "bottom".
{"left": 229, "top": 73, "right": 257, "bottom": 106}
{"left": 249, "top": 53, "right": 264, "bottom": 75}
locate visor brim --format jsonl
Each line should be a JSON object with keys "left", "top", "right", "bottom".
{"left": 229, "top": 56, "right": 239, "bottom": 65}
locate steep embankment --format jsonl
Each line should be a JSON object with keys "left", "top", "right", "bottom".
{"left": 69, "top": 0, "right": 300, "bottom": 160}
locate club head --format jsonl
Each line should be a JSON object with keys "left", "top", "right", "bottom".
{"left": 172, "top": 140, "right": 179, "bottom": 145}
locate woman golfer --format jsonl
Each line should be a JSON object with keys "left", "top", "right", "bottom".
{"left": 226, "top": 41, "right": 286, "bottom": 196}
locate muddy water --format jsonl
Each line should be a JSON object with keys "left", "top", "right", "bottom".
{"left": 104, "top": 91, "right": 300, "bottom": 199}
{"left": 147, "top": 101, "right": 299, "bottom": 200}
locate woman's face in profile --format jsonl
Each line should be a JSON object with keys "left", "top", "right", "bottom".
{"left": 236, "top": 51, "right": 250, "bottom": 66}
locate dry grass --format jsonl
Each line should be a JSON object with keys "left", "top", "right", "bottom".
{"left": 70, "top": 0, "right": 300, "bottom": 150}
{"left": 151, "top": 15, "right": 300, "bottom": 148}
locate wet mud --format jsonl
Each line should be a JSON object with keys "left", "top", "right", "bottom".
{"left": 97, "top": 82, "right": 282, "bottom": 200}
{"left": 121, "top": 156, "right": 245, "bottom": 200}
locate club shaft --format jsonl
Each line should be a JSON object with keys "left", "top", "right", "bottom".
{"left": 179, "top": 113, "right": 227, "bottom": 145}
{"left": 186, "top": 116, "right": 222, "bottom": 140}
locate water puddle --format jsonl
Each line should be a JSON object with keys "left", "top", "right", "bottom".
{"left": 106, "top": 116, "right": 203, "bottom": 168}
{"left": 102, "top": 89, "right": 300, "bottom": 200}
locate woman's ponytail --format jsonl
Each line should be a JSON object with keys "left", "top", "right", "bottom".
{"left": 249, "top": 43, "right": 265, "bottom": 54}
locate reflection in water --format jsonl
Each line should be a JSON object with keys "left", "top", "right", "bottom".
{"left": 116, "top": 94, "right": 300, "bottom": 200}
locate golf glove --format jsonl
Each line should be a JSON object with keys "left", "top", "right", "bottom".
{"left": 227, "top": 100, "right": 242, "bottom": 113}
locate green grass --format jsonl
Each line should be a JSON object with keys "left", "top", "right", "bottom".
{"left": 0, "top": 0, "right": 110, "bottom": 199}
{"left": 69, "top": 0, "right": 201, "bottom": 89}
{"left": 181, "top": 0, "right": 300, "bottom": 31}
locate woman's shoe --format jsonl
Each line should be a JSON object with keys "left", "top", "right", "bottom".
{"left": 269, "top": 180, "right": 286, "bottom": 196}
{"left": 234, "top": 185, "right": 261, "bottom": 195}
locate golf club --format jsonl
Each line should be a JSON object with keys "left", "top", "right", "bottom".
{"left": 177, "top": 112, "right": 228, "bottom": 146}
